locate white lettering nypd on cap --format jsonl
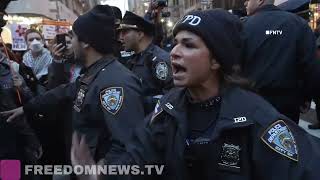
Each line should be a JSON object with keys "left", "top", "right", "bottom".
{"left": 181, "top": 15, "right": 201, "bottom": 26}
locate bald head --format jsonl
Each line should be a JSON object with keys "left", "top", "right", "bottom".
{"left": 245, "top": 0, "right": 275, "bottom": 15}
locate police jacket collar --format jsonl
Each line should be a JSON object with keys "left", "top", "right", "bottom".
{"left": 144, "top": 42, "right": 155, "bottom": 54}
{"left": 79, "top": 56, "right": 115, "bottom": 85}
{"left": 134, "top": 43, "right": 155, "bottom": 65}
{"left": 159, "top": 87, "right": 258, "bottom": 129}
{"left": 255, "top": 4, "right": 280, "bottom": 14}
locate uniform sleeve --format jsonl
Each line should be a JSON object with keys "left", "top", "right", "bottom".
{"left": 103, "top": 102, "right": 169, "bottom": 166}
{"left": 19, "top": 77, "right": 35, "bottom": 102}
{"left": 23, "top": 82, "right": 77, "bottom": 115}
{"left": 47, "top": 61, "right": 69, "bottom": 90}
{"left": 99, "top": 84, "right": 145, "bottom": 150}
{"left": 251, "top": 119, "right": 320, "bottom": 180}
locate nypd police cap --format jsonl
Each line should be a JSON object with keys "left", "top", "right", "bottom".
{"left": 118, "top": 11, "right": 155, "bottom": 34}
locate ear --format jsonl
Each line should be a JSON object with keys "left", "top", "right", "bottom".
{"left": 137, "top": 31, "right": 145, "bottom": 41}
{"left": 210, "top": 58, "right": 221, "bottom": 70}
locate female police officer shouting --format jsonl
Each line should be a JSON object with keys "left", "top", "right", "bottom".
{"left": 71, "top": 9, "right": 320, "bottom": 180}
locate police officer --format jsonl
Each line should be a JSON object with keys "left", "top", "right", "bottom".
{"left": 1, "top": 5, "right": 145, "bottom": 162}
{"left": 242, "top": 0, "right": 320, "bottom": 123}
{"left": 71, "top": 9, "right": 320, "bottom": 180}
{"left": 118, "top": 11, "right": 173, "bottom": 114}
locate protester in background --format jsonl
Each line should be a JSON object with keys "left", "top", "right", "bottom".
{"left": 48, "top": 31, "right": 81, "bottom": 88}
{"left": 0, "top": 51, "right": 41, "bottom": 169}
{"left": 21, "top": 29, "right": 52, "bottom": 94}
{"left": 145, "top": 0, "right": 166, "bottom": 47}
{"left": 118, "top": 11, "right": 173, "bottom": 114}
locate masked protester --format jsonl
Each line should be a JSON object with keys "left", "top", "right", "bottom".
{"left": 71, "top": 9, "right": 320, "bottom": 180}
{"left": 21, "top": 29, "right": 52, "bottom": 94}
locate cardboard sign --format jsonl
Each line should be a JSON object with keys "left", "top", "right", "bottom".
{"left": 10, "top": 24, "right": 29, "bottom": 51}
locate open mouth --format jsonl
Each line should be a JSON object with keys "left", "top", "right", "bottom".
{"left": 172, "top": 62, "right": 187, "bottom": 74}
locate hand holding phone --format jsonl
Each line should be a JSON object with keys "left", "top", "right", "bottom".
{"left": 52, "top": 33, "right": 67, "bottom": 60}
{"left": 56, "top": 33, "right": 66, "bottom": 48}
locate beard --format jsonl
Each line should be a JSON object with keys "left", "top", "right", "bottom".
{"left": 73, "top": 49, "right": 85, "bottom": 66}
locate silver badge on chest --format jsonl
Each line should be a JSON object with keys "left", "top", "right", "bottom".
{"left": 218, "top": 143, "right": 241, "bottom": 172}
{"left": 73, "top": 86, "right": 87, "bottom": 112}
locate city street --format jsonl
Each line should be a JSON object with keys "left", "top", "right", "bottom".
{"left": 299, "top": 102, "right": 320, "bottom": 138}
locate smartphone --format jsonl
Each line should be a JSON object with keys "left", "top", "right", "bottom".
{"left": 56, "top": 33, "right": 66, "bottom": 48}
{"left": 157, "top": 0, "right": 168, "bottom": 7}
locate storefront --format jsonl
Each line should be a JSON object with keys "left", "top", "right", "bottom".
{"left": 310, "top": 3, "right": 320, "bottom": 29}
{"left": 1, "top": 0, "right": 76, "bottom": 51}
{"left": 1, "top": 14, "right": 71, "bottom": 51}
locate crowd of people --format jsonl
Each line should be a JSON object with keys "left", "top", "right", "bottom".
{"left": 1, "top": 0, "right": 320, "bottom": 179}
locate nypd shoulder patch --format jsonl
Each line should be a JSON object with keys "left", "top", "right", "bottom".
{"left": 261, "top": 120, "right": 298, "bottom": 162}
{"left": 100, "top": 87, "right": 124, "bottom": 115}
{"left": 155, "top": 62, "right": 168, "bottom": 81}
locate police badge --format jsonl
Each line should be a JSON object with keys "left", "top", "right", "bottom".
{"left": 100, "top": 87, "right": 124, "bottom": 115}
{"left": 155, "top": 62, "right": 168, "bottom": 81}
{"left": 73, "top": 86, "right": 87, "bottom": 112}
{"left": 218, "top": 143, "right": 241, "bottom": 173}
{"left": 261, "top": 120, "right": 298, "bottom": 162}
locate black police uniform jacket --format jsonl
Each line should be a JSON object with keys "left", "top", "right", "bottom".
{"left": 242, "top": 5, "right": 320, "bottom": 105}
{"left": 106, "top": 87, "right": 320, "bottom": 180}
{"left": 126, "top": 43, "right": 173, "bottom": 114}
{"left": 24, "top": 57, "right": 145, "bottom": 161}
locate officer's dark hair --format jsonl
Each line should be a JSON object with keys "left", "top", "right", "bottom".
{"left": 141, "top": 29, "right": 154, "bottom": 37}
{"left": 208, "top": 52, "right": 253, "bottom": 91}
{"left": 218, "top": 65, "right": 254, "bottom": 91}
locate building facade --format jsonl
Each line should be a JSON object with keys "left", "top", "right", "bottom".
{"left": 129, "top": 0, "right": 246, "bottom": 21}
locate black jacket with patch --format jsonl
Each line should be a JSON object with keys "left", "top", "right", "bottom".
{"left": 242, "top": 5, "right": 320, "bottom": 113}
{"left": 23, "top": 57, "right": 145, "bottom": 161}
{"left": 126, "top": 43, "right": 173, "bottom": 114}
{"left": 105, "top": 87, "right": 320, "bottom": 180}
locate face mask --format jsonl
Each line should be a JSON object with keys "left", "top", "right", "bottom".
{"left": 29, "top": 39, "right": 44, "bottom": 53}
